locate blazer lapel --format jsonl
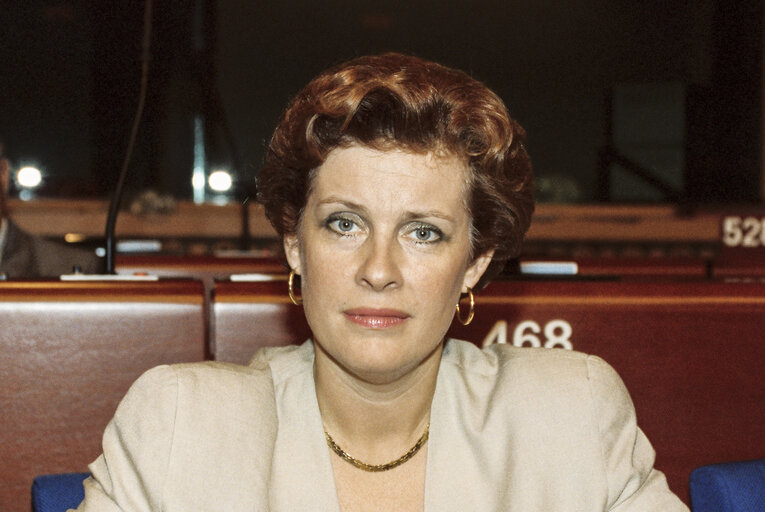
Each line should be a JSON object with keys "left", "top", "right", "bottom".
{"left": 268, "top": 342, "right": 341, "bottom": 512}
{"left": 424, "top": 340, "right": 508, "bottom": 511}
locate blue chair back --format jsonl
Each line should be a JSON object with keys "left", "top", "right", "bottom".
{"left": 31, "top": 473, "right": 89, "bottom": 512}
{"left": 690, "top": 459, "right": 765, "bottom": 511}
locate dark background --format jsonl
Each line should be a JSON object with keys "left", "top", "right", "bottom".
{"left": 0, "top": 0, "right": 761, "bottom": 203}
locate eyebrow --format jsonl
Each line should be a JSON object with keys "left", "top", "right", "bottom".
{"left": 402, "top": 210, "right": 456, "bottom": 223}
{"left": 316, "top": 196, "right": 457, "bottom": 223}
{"left": 316, "top": 197, "right": 367, "bottom": 213}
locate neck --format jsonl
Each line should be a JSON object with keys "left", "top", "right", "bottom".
{"left": 313, "top": 340, "right": 442, "bottom": 463}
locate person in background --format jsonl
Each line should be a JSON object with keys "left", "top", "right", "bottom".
{"left": 72, "top": 53, "right": 687, "bottom": 511}
{"left": 0, "top": 138, "right": 103, "bottom": 278}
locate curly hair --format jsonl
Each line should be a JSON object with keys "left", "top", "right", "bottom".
{"left": 257, "top": 53, "right": 534, "bottom": 288}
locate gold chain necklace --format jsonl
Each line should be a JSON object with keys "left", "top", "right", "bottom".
{"left": 323, "top": 423, "right": 430, "bottom": 472}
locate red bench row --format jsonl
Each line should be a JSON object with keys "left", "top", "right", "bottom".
{"left": 2, "top": 277, "right": 764, "bottom": 509}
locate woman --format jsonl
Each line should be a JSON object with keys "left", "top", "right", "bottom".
{"left": 74, "top": 53, "right": 687, "bottom": 511}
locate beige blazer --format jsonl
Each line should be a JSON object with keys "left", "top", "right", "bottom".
{"left": 73, "top": 340, "right": 688, "bottom": 511}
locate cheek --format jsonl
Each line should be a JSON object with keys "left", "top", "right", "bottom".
{"left": 300, "top": 246, "right": 352, "bottom": 301}
{"left": 408, "top": 259, "right": 466, "bottom": 308}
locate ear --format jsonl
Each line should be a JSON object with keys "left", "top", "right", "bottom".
{"left": 462, "top": 250, "right": 494, "bottom": 292}
{"left": 283, "top": 233, "right": 302, "bottom": 275}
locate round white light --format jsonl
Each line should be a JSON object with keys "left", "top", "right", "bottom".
{"left": 17, "top": 166, "right": 43, "bottom": 188}
{"left": 208, "top": 169, "right": 233, "bottom": 192}
{"left": 191, "top": 172, "right": 206, "bottom": 189}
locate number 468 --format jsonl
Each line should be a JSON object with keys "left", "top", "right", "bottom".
{"left": 481, "top": 319, "right": 573, "bottom": 350}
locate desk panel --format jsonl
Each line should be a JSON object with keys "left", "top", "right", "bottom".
{"left": 0, "top": 280, "right": 207, "bottom": 512}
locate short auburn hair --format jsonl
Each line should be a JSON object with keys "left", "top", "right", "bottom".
{"left": 257, "top": 53, "right": 534, "bottom": 288}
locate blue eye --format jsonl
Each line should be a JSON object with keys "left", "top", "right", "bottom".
{"left": 409, "top": 224, "right": 442, "bottom": 243}
{"left": 415, "top": 228, "right": 432, "bottom": 240}
{"left": 326, "top": 215, "right": 361, "bottom": 235}
{"left": 334, "top": 219, "right": 355, "bottom": 232}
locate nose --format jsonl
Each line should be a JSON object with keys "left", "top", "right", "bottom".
{"left": 357, "top": 233, "right": 403, "bottom": 291}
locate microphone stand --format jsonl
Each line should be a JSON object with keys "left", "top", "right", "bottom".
{"left": 104, "top": 0, "right": 153, "bottom": 274}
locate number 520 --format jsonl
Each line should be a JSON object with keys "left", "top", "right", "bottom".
{"left": 722, "top": 216, "right": 765, "bottom": 247}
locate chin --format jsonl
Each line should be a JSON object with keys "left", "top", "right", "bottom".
{"left": 345, "top": 361, "right": 422, "bottom": 385}
{"left": 337, "top": 339, "right": 444, "bottom": 384}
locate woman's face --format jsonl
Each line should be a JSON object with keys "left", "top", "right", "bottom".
{"left": 284, "top": 145, "right": 493, "bottom": 384}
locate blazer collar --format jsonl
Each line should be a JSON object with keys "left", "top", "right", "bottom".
{"left": 265, "top": 339, "right": 494, "bottom": 512}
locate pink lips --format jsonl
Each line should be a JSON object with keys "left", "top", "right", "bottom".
{"left": 344, "top": 308, "right": 410, "bottom": 329}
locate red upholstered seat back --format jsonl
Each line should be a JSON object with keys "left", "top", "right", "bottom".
{"left": 0, "top": 280, "right": 207, "bottom": 512}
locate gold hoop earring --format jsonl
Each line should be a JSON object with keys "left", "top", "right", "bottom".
{"left": 455, "top": 288, "right": 475, "bottom": 325}
{"left": 288, "top": 269, "right": 302, "bottom": 306}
